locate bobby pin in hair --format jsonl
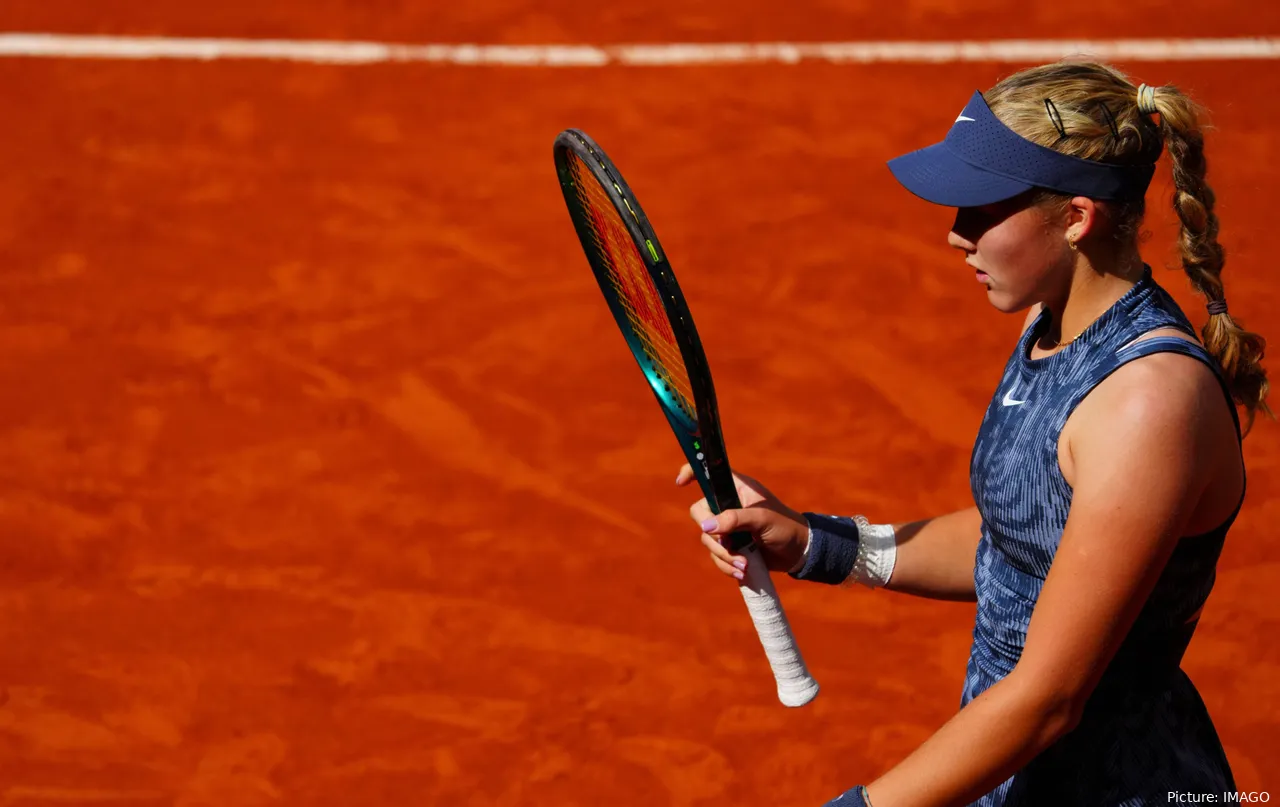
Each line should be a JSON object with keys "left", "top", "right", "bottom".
{"left": 1044, "top": 98, "right": 1068, "bottom": 140}
{"left": 1098, "top": 102, "right": 1121, "bottom": 140}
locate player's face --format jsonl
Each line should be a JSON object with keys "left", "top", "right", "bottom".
{"left": 947, "top": 192, "right": 1074, "bottom": 313}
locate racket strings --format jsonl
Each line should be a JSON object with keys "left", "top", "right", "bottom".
{"left": 568, "top": 153, "right": 698, "bottom": 419}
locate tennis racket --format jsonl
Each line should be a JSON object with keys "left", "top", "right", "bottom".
{"left": 552, "top": 129, "right": 819, "bottom": 708}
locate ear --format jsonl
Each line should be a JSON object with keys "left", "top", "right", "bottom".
{"left": 1065, "top": 196, "right": 1100, "bottom": 244}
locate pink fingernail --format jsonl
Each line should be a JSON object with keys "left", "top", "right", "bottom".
{"left": 733, "top": 570, "right": 744, "bottom": 580}
{"left": 732, "top": 559, "right": 746, "bottom": 571}
{"left": 701, "top": 518, "right": 718, "bottom": 533}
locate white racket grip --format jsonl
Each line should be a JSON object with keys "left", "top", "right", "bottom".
{"left": 737, "top": 543, "right": 820, "bottom": 707}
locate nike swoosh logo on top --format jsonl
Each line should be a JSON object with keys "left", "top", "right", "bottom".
{"left": 955, "top": 114, "right": 976, "bottom": 122}
{"left": 1002, "top": 389, "right": 1027, "bottom": 407}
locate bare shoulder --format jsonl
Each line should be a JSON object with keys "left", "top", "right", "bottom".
{"left": 1066, "top": 343, "right": 1231, "bottom": 477}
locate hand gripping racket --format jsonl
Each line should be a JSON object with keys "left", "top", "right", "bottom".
{"left": 553, "top": 129, "right": 819, "bottom": 707}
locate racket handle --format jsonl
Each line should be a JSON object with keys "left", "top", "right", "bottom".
{"left": 735, "top": 542, "right": 820, "bottom": 707}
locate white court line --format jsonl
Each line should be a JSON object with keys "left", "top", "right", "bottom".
{"left": 0, "top": 33, "right": 1278, "bottom": 65}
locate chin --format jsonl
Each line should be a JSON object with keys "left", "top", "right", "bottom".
{"left": 984, "top": 287, "right": 1026, "bottom": 314}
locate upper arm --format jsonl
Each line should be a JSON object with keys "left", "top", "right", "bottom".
{"left": 1009, "top": 355, "right": 1218, "bottom": 712}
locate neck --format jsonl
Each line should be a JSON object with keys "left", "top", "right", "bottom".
{"left": 1042, "top": 250, "right": 1146, "bottom": 346}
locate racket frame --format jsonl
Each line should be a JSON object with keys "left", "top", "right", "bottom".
{"left": 553, "top": 129, "right": 745, "bottom": 540}
{"left": 553, "top": 129, "right": 819, "bottom": 708}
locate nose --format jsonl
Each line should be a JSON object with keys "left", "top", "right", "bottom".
{"left": 948, "top": 228, "right": 975, "bottom": 253}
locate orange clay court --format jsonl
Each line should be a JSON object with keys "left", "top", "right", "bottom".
{"left": 0, "top": 2, "right": 1278, "bottom": 805}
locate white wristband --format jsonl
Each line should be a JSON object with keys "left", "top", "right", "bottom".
{"left": 845, "top": 515, "right": 897, "bottom": 588}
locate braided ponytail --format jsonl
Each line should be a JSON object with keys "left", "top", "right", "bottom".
{"left": 1148, "top": 84, "right": 1270, "bottom": 431}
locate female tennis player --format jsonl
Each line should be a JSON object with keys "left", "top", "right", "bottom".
{"left": 680, "top": 61, "right": 1268, "bottom": 806}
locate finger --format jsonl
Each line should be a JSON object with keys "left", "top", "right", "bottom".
{"left": 700, "top": 507, "right": 768, "bottom": 537}
{"left": 709, "top": 552, "right": 742, "bottom": 579}
{"left": 688, "top": 499, "right": 712, "bottom": 524}
{"left": 733, "top": 471, "right": 772, "bottom": 501}
{"left": 675, "top": 464, "right": 695, "bottom": 486}
{"left": 706, "top": 535, "right": 747, "bottom": 578}
{"left": 701, "top": 532, "right": 749, "bottom": 578}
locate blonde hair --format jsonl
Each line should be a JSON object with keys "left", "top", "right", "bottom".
{"left": 984, "top": 61, "right": 1269, "bottom": 432}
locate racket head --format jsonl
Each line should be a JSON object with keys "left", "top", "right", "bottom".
{"left": 553, "top": 129, "right": 742, "bottom": 521}
{"left": 555, "top": 131, "right": 821, "bottom": 709}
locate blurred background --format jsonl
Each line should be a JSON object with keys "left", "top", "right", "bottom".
{"left": 0, "top": 3, "right": 1278, "bottom": 805}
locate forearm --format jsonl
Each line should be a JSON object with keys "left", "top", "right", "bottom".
{"left": 865, "top": 673, "right": 1075, "bottom": 807}
{"left": 792, "top": 507, "right": 981, "bottom": 600}
{"left": 884, "top": 507, "right": 983, "bottom": 601}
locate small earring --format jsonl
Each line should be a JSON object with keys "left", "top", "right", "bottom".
{"left": 1068, "top": 238, "right": 1079, "bottom": 251}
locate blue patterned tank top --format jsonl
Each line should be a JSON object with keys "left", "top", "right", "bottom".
{"left": 964, "top": 269, "right": 1241, "bottom": 805}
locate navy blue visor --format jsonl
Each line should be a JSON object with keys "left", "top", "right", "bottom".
{"left": 888, "top": 91, "right": 1156, "bottom": 207}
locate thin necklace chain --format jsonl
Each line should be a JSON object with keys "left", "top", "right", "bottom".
{"left": 1049, "top": 323, "right": 1089, "bottom": 348}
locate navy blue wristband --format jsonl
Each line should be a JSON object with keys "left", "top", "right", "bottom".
{"left": 789, "top": 513, "right": 861, "bottom": 585}
{"left": 822, "top": 785, "right": 871, "bottom": 806}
